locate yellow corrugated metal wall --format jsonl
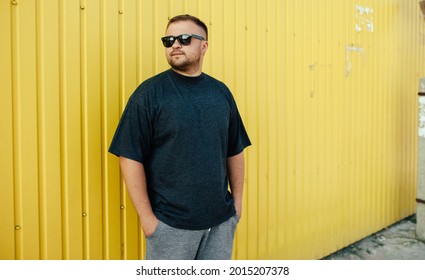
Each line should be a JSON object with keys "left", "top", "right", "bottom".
{"left": 1, "top": 0, "right": 424, "bottom": 260}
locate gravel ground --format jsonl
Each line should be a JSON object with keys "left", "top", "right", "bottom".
{"left": 323, "top": 215, "right": 425, "bottom": 260}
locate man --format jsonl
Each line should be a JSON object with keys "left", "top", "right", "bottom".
{"left": 109, "top": 14, "right": 251, "bottom": 260}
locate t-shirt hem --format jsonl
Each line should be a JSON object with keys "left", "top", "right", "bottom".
{"left": 108, "top": 149, "right": 144, "bottom": 164}
{"left": 227, "top": 142, "right": 252, "bottom": 157}
{"left": 155, "top": 209, "right": 236, "bottom": 231}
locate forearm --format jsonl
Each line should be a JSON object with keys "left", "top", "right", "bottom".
{"left": 227, "top": 152, "right": 245, "bottom": 218}
{"left": 119, "top": 157, "right": 157, "bottom": 235}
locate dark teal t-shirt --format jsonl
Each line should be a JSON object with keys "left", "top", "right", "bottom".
{"left": 109, "top": 69, "right": 251, "bottom": 230}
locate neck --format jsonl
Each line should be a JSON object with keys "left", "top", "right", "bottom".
{"left": 171, "top": 67, "right": 202, "bottom": 77}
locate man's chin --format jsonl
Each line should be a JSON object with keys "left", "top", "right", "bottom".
{"left": 170, "top": 63, "right": 190, "bottom": 72}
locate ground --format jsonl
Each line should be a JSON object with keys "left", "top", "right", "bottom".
{"left": 322, "top": 215, "right": 425, "bottom": 260}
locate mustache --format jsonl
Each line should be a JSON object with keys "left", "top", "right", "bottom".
{"left": 171, "top": 51, "right": 185, "bottom": 55}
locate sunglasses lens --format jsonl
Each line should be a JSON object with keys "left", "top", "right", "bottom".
{"left": 161, "top": 36, "right": 174, "bottom": 47}
{"left": 179, "top": 34, "right": 192, "bottom": 45}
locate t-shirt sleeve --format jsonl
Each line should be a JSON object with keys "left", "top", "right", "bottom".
{"left": 227, "top": 96, "right": 251, "bottom": 157}
{"left": 108, "top": 90, "right": 153, "bottom": 163}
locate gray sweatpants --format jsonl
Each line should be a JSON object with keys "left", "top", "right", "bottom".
{"left": 145, "top": 215, "right": 239, "bottom": 260}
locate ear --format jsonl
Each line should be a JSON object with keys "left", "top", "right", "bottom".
{"left": 201, "top": 41, "right": 208, "bottom": 55}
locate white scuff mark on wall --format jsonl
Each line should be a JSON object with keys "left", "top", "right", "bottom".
{"left": 420, "top": 77, "right": 425, "bottom": 92}
{"left": 419, "top": 97, "right": 425, "bottom": 138}
{"left": 355, "top": 4, "right": 374, "bottom": 32}
{"left": 345, "top": 45, "right": 364, "bottom": 77}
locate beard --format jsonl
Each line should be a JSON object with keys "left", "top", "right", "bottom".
{"left": 169, "top": 58, "right": 191, "bottom": 72}
{"left": 167, "top": 52, "right": 201, "bottom": 73}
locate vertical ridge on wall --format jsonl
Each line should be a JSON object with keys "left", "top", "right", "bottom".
{"left": 35, "top": 0, "right": 46, "bottom": 259}
{"left": 283, "top": 0, "right": 293, "bottom": 259}
{"left": 79, "top": 0, "right": 89, "bottom": 260}
{"left": 99, "top": 0, "right": 107, "bottom": 259}
{"left": 35, "top": 0, "right": 62, "bottom": 260}
{"left": 293, "top": 0, "right": 305, "bottom": 259}
{"left": 58, "top": 0, "right": 69, "bottom": 260}
{"left": 267, "top": 1, "right": 285, "bottom": 259}
{"left": 14, "top": 0, "right": 40, "bottom": 260}
{"left": 10, "top": 0, "right": 24, "bottom": 260}
{"left": 0, "top": 0, "right": 15, "bottom": 260}
{"left": 266, "top": 0, "right": 278, "bottom": 260}
{"left": 232, "top": 0, "right": 248, "bottom": 259}
{"left": 100, "top": 0, "right": 122, "bottom": 260}
{"left": 99, "top": 0, "right": 118, "bottom": 260}
{"left": 256, "top": 0, "right": 266, "bottom": 260}
{"left": 118, "top": 0, "right": 138, "bottom": 260}
{"left": 80, "top": 0, "right": 104, "bottom": 260}
{"left": 401, "top": 0, "right": 408, "bottom": 215}
{"left": 117, "top": 0, "right": 127, "bottom": 260}
{"left": 59, "top": 0, "right": 84, "bottom": 260}
{"left": 245, "top": 0, "right": 259, "bottom": 259}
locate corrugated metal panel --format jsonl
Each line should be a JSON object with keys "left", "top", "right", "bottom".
{"left": 1, "top": 0, "right": 424, "bottom": 260}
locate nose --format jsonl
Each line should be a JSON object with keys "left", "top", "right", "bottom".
{"left": 171, "top": 39, "right": 182, "bottom": 48}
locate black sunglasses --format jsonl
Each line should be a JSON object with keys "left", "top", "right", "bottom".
{"left": 161, "top": 34, "right": 205, "bottom": 48}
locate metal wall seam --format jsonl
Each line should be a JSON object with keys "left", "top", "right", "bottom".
{"left": 15, "top": 0, "right": 40, "bottom": 260}
{"left": 36, "top": 0, "right": 62, "bottom": 260}
{"left": 58, "top": 0, "right": 68, "bottom": 260}
{"left": 0, "top": 0, "right": 16, "bottom": 261}
{"left": 10, "top": 0, "right": 23, "bottom": 260}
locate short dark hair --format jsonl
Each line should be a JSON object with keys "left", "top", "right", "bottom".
{"left": 167, "top": 14, "right": 208, "bottom": 41}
